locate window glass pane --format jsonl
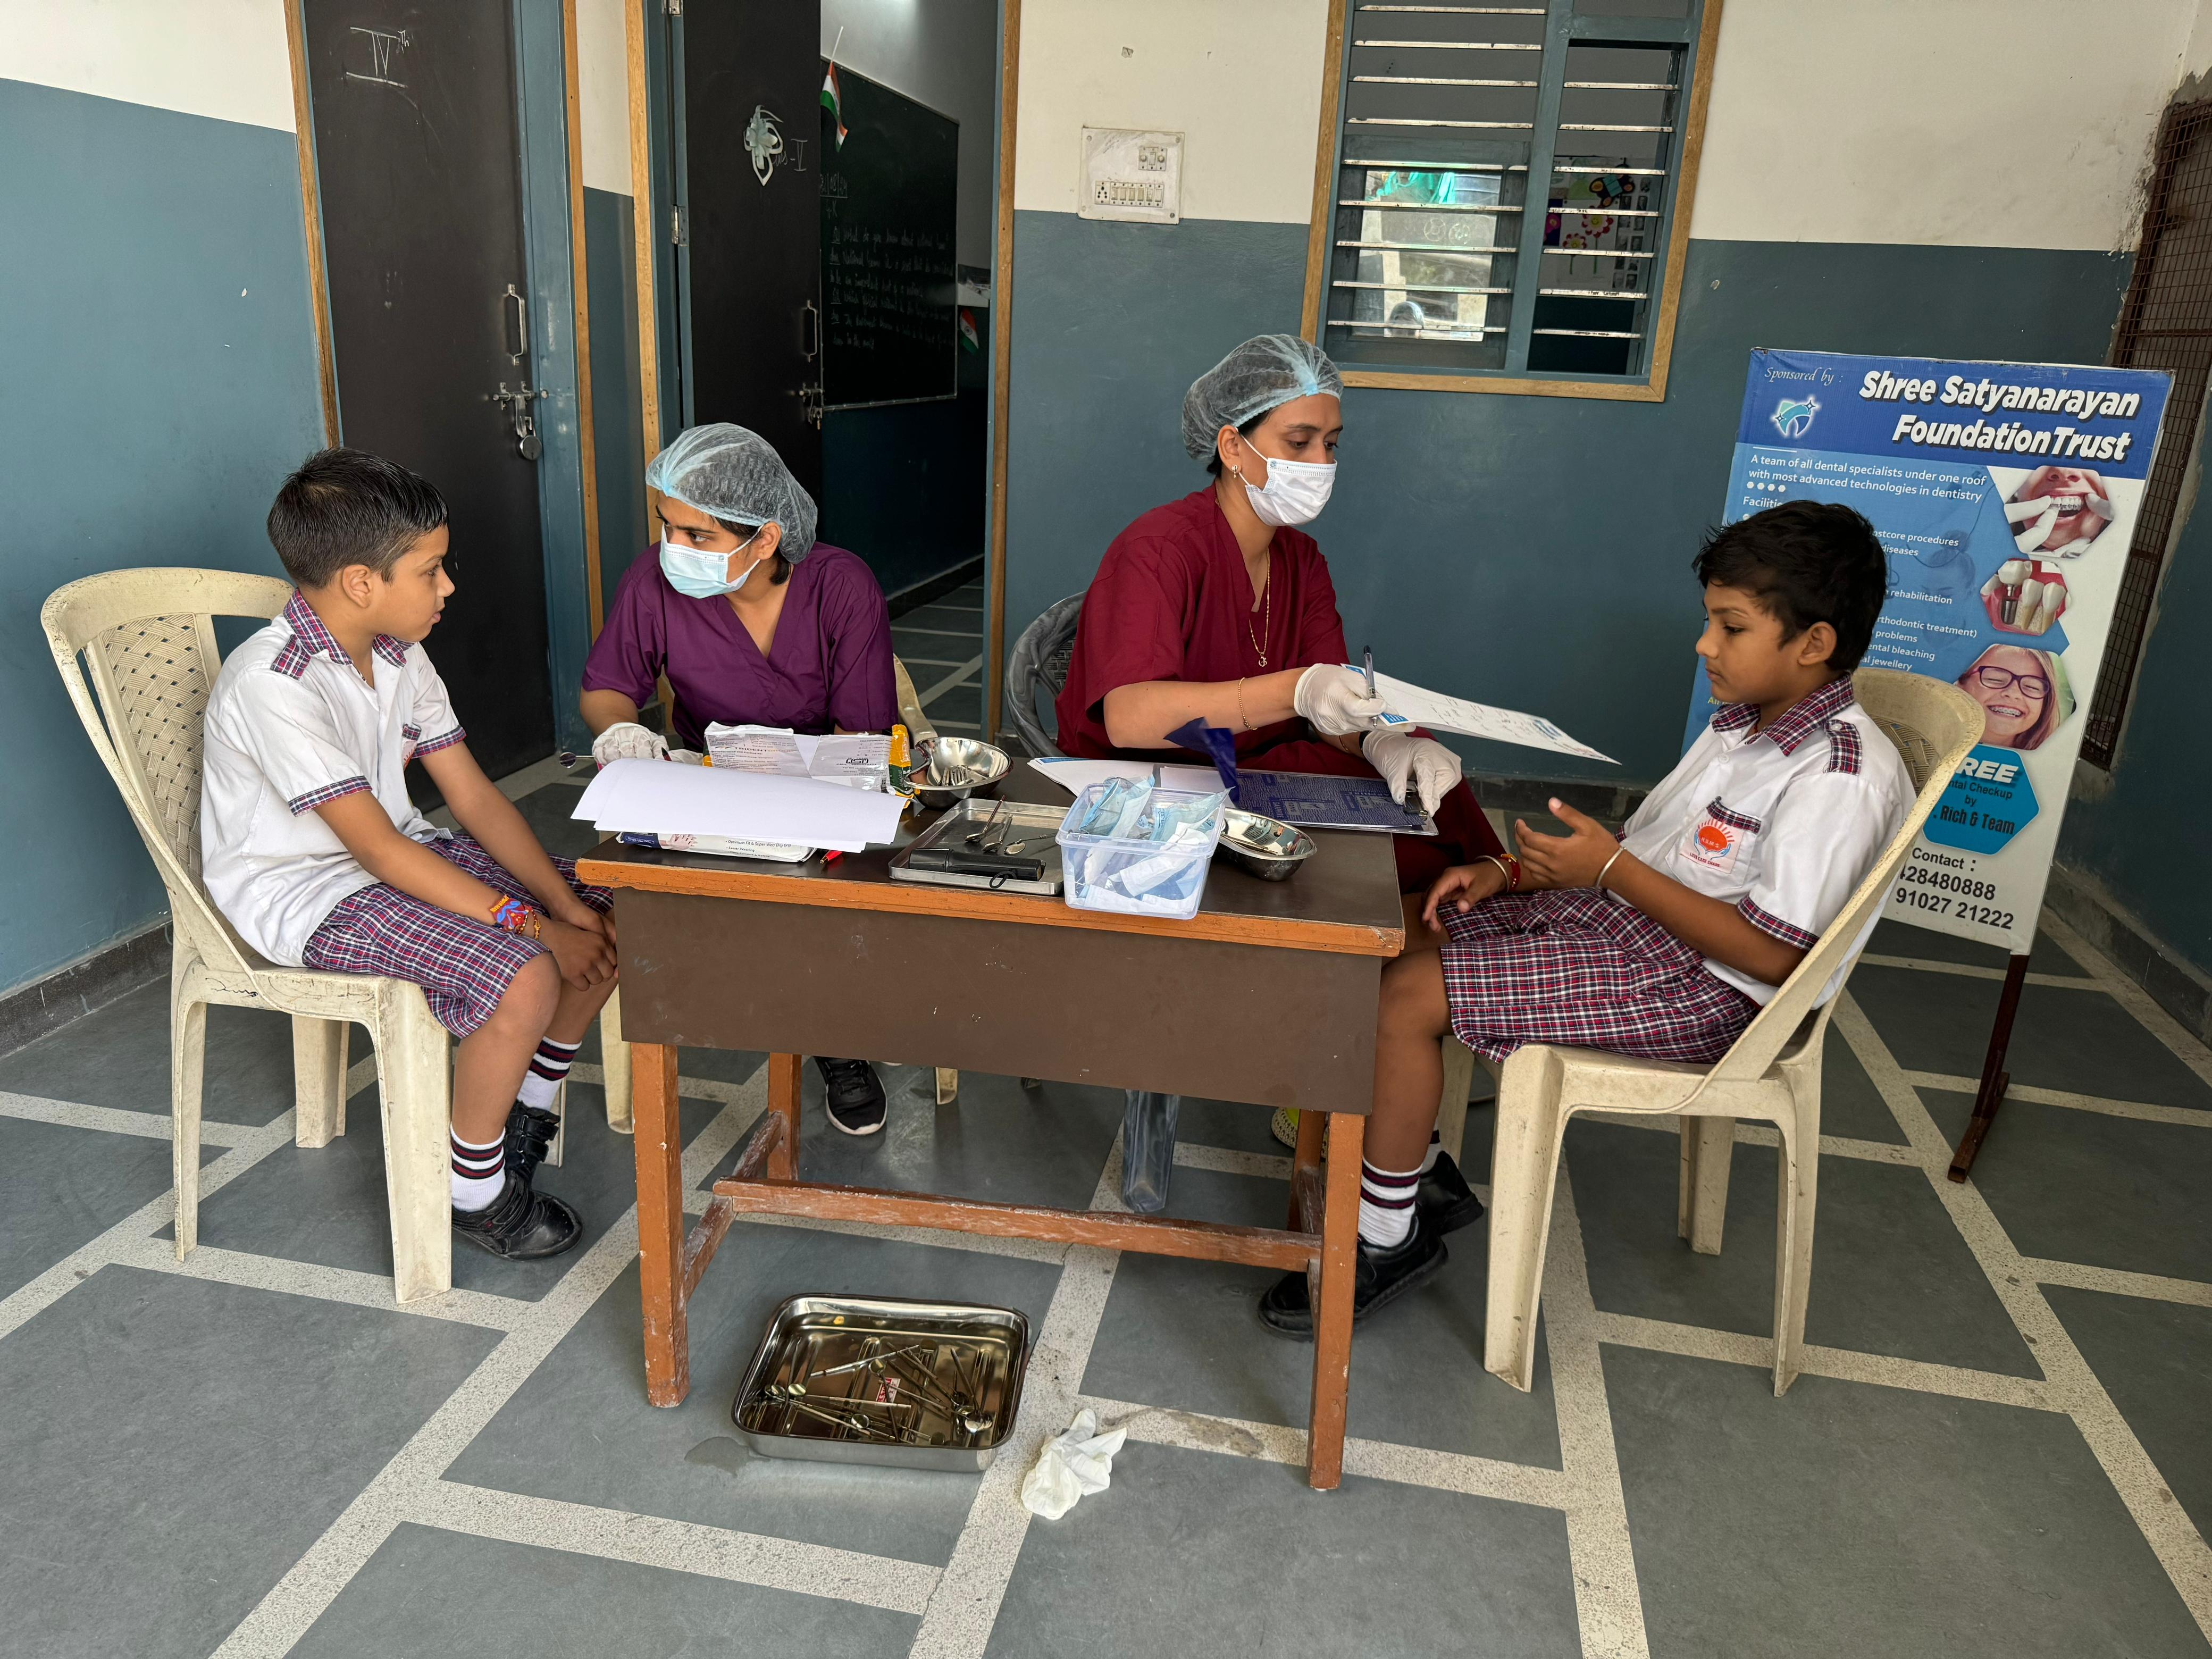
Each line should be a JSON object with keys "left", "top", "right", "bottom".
{"left": 1325, "top": 4, "right": 1548, "bottom": 371}
{"left": 1531, "top": 41, "right": 1679, "bottom": 375}
{"left": 1573, "top": 0, "right": 1689, "bottom": 16}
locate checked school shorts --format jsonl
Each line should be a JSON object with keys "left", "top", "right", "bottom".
{"left": 301, "top": 836, "right": 614, "bottom": 1037}
{"left": 1439, "top": 888, "right": 1759, "bottom": 1066}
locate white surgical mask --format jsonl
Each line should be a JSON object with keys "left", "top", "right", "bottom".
{"left": 1237, "top": 454, "right": 1336, "bottom": 527}
{"left": 660, "top": 527, "right": 763, "bottom": 599}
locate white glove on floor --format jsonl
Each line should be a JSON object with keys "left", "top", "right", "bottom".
{"left": 592, "top": 722, "right": 668, "bottom": 767}
{"left": 1019, "top": 1409, "right": 1127, "bottom": 1520}
{"left": 1363, "top": 730, "right": 1462, "bottom": 815}
{"left": 1293, "top": 664, "right": 1392, "bottom": 735}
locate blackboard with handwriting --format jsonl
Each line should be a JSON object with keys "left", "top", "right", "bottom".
{"left": 821, "top": 66, "right": 957, "bottom": 409}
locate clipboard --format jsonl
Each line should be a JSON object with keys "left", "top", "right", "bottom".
{"left": 1234, "top": 769, "right": 1436, "bottom": 836}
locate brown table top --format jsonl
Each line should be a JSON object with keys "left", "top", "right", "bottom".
{"left": 575, "top": 761, "right": 1406, "bottom": 958}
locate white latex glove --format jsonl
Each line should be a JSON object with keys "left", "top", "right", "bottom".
{"left": 591, "top": 722, "right": 668, "bottom": 767}
{"left": 1019, "top": 1409, "right": 1127, "bottom": 1520}
{"left": 667, "top": 748, "right": 707, "bottom": 765}
{"left": 1363, "top": 730, "right": 1462, "bottom": 815}
{"left": 1293, "top": 664, "right": 1393, "bottom": 735}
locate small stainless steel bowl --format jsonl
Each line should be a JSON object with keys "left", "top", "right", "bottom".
{"left": 912, "top": 736, "right": 1011, "bottom": 809}
{"left": 1216, "top": 808, "right": 1316, "bottom": 881}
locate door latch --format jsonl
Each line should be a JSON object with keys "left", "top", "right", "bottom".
{"left": 488, "top": 381, "right": 549, "bottom": 460}
{"left": 789, "top": 381, "right": 825, "bottom": 429}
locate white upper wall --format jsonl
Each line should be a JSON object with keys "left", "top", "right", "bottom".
{"left": 1013, "top": 0, "right": 1330, "bottom": 223}
{"left": 576, "top": 0, "right": 633, "bottom": 194}
{"left": 1690, "top": 0, "right": 2198, "bottom": 250}
{"left": 0, "top": 0, "right": 295, "bottom": 131}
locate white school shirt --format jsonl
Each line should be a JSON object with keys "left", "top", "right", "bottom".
{"left": 200, "top": 593, "right": 465, "bottom": 965}
{"left": 1616, "top": 677, "right": 1911, "bottom": 1005}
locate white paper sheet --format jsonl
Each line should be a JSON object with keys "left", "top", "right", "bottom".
{"left": 575, "top": 758, "right": 903, "bottom": 851}
{"left": 1028, "top": 758, "right": 1225, "bottom": 797}
{"left": 1356, "top": 667, "right": 1615, "bottom": 764}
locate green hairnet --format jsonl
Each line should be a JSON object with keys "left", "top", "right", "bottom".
{"left": 1180, "top": 334, "right": 1344, "bottom": 460}
{"left": 645, "top": 423, "right": 818, "bottom": 560}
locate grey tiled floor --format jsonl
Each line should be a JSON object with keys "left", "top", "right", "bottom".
{"left": 2, "top": 783, "right": 2208, "bottom": 1655}
{"left": 895, "top": 578, "right": 987, "bottom": 734}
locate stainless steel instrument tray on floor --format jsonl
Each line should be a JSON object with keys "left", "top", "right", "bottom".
{"left": 731, "top": 1294, "right": 1032, "bottom": 1472}
{"left": 887, "top": 797, "right": 1068, "bottom": 896}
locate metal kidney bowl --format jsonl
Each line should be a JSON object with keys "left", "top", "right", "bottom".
{"left": 1216, "top": 808, "right": 1316, "bottom": 881}
{"left": 913, "top": 737, "right": 1011, "bottom": 809}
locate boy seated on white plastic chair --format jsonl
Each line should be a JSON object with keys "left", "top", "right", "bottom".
{"left": 200, "top": 449, "right": 619, "bottom": 1262}
{"left": 1259, "top": 501, "right": 1909, "bottom": 1336}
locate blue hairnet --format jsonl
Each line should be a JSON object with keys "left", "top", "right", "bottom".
{"left": 1180, "top": 334, "right": 1344, "bottom": 460}
{"left": 645, "top": 423, "right": 818, "bottom": 561}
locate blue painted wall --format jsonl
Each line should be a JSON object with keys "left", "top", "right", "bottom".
{"left": 0, "top": 78, "right": 326, "bottom": 996}
{"left": 2061, "top": 496, "right": 2212, "bottom": 978}
{"left": 1003, "top": 210, "right": 2131, "bottom": 788}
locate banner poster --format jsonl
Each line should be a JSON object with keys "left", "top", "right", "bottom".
{"left": 1688, "top": 349, "right": 2172, "bottom": 955}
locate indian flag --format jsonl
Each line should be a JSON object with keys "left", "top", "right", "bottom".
{"left": 820, "top": 63, "right": 848, "bottom": 149}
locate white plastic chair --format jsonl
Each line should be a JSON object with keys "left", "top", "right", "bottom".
{"left": 40, "top": 568, "right": 621, "bottom": 1302}
{"left": 1479, "top": 667, "right": 1983, "bottom": 1395}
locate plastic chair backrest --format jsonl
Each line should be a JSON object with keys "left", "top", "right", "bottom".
{"left": 1690, "top": 667, "right": 1984, "bottom": 1094}
{"left": 41, "top": 568, "right": 295, "bottom": 977}
{"left": 1001, "top": 592, "right": 1085, "bottom": 758}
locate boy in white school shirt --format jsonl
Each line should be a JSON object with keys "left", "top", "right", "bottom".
{"left": 202, "top": 449, "right": 618, "bottom": 1261}
{"left": 1259, "top": 501, "right": 1911, "bottom": 1335}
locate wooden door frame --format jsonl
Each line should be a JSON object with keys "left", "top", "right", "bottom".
{"left": 623, "top": 0, "right": 1023, "bottom": 740}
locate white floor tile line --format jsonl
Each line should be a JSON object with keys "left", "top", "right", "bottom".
{"left": 1587, "top": 1310, "right": 2059, "bottom": 1412}
{"left": 2040, "top": 912, "right": 2212, "bottom": 1093}
{"left": 904, "top": 1141, "right": 1130, "bottom": 1659}
{"left": 2023, "top": 1256, "right": 2212, "bottom": 1310}
{"left": 1857, "top": 952, "right": 2103, "bottom": 992}
{"left": 1079, "top": 1393, "right": 1573, "bottom": 1512}
{"left": 1577, "top": 1109, "right": 1920, "bottom": 1166}
{"left": 0, "top": 1087, "right": 256, "bottom": 1145}
{"left": 1899, "top": 1071, "right": 2212, "bottom": 1130}
{"left": 1836, "top": 993, "right": 2212, "bottom": 1638}
{"left": 1541, "top": 1168, "right": 1654, "bottom": 1659}
{"left": 413, "top": 1481, "right": 941, "bottom": 1617}
{"left": 918, "top": 656, "right": 984, "bottom": 706}
{"left": 111, "top": 1234, "right": 527, "bottom": 1330}
{"left": 892, "top": 626, "right": 984, "bottom": 640}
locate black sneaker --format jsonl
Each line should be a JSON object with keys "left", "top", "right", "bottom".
{"left": 504, "top": 1101, "right": 561, "bottom": 1186}
{"left": 816, "top": 1056, "right": 887, "bottom": 1136}
{"left": 453, "top": 1172, "right": 583, "bottom": 1260}
{"left": 1417, "top": 1150, "right": 1485, "bottom": 1237}
{"left": 1256, "top": 1217, "right": 1448, "bottom": 1338}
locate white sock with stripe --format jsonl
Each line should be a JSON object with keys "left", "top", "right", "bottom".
{"left": 451, "top": 1128, "right": 505, "bottom": 1212}
{"left": 1357, "top": 1159, "right": 1421, "bottom": 1250}
{"left": 517, "top": 1036, "right": 580, "bottom": 1111}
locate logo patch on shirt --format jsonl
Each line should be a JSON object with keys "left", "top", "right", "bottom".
{"left": 1680, "top": 803, "right": 1756, "bottom": 874}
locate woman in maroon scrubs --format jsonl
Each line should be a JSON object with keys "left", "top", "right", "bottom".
{"left": 1055, "top": 336, "right": 1506, "bottom": 896}
{"left": 580, "top": 424, "right": 898, "bottom": 1137}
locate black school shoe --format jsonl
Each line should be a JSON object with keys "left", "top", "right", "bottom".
{"left": 1418, "top": 1150, "right": 1486, "bottom": 1237}
{"left": 1256, "top": 1216, "right": 1448, "bottom": 1338}
{"left": 453, "top": 1172, "right": 583, "bottom": 1260}
{"left": 816, "top": 1057, "right": 887, "bottom": 1136}
{"left": 505, "top": 1101, "right": 561, "bottom": 1186}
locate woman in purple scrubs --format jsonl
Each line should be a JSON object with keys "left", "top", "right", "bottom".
{"left": 580, "top": 424, "right": 898, "bottom": 1135}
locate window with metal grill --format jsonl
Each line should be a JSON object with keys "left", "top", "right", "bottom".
{"left": 1302, "top": 0, "right": 1718, "bottom": 399}
{"left": 2082, "top": 97, "right": 2212, "bottom": 768}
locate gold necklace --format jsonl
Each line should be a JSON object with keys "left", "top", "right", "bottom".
{"left": 1245, "top": 569, "right": 1272, "bottom": 667}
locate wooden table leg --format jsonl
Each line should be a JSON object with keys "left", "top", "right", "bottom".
{"left": 1307, "top": 1111, "right": 1364, "bottom": 1490}
{"left": 632, "top": 1041, "right": 689, "bottom": 1406}
{"left": 1288, "top": 1108, "right": 1325, "bottom": 1230}
{"left": 767, "top": 1053, "right": 802, "bottom": 1180}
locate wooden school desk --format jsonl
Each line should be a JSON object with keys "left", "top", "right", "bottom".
{"left": 575, "top": 771, "right": 1404, "bottom": 1489}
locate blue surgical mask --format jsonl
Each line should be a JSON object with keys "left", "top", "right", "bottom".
{"left": 660, "top": 527, "right": 763, "bottom": 599}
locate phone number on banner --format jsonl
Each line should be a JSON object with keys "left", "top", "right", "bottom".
{"left": 1891, "top": 859, "right": 2015, "bottom": 935}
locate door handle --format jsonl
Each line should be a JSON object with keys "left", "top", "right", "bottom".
{"left": 502, "top": 283, "right": 529, "bottom": 363}
{"left": 801, "top": 299, "right": 820, "bottom": 362}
